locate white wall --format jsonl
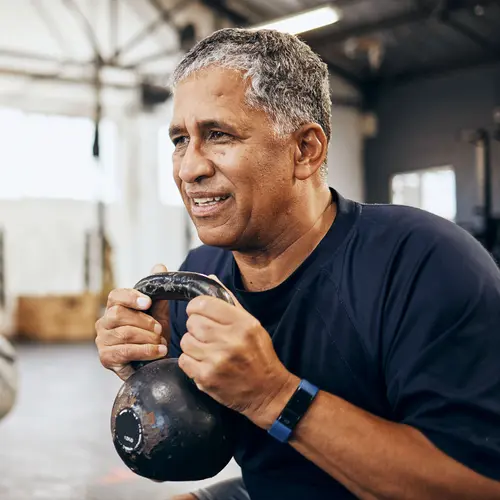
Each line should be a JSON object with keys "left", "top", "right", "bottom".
{"left": 327, "top": 75, "right": 365, "bottom": 202}
{"left": 0, "top": 79, "right": 189, "bottom": 335}
{"left": 328, "top": 107, "right": 365, "bottom": 202}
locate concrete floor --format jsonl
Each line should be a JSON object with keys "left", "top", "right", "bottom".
{"left": 0, "top": 342, "right": 241, "bottom": 500}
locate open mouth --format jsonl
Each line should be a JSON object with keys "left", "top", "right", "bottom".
{"left": 192, "top": 195, "right": 230, "bottom": 207}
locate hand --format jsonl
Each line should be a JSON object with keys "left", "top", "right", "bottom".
{"left": 179, "top": 276, "right": 299, "bottom": 429}
{"left": 95, "top": 264, "right": 171, "bottom": 381}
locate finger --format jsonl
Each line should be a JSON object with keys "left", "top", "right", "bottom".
{"left": 179, "top": 332, "right": 207, "bottom": 361}
{"left": 100, "top": 326, "right": 166, "bottom": 347}
{"left": 186, "top": 314, "right": 220, "bottom": 342}
{"left": 107, "top": 288, "right": 152, "bottom": 311}
{"left": 113, "top": 364, "right": 136, "bottom": 382}
{"left": 208, "top": 274, "right": 242, "bottom": 308}
{"left": 151, "top": 263, "right": 168, "bottom": 274}
{"left": 178, "top": 352, "right": 202, "bottom": 383}
{"left": 100, "top": 343, "right": 168, "bottom": 369}
{"left": 186, "top": 296, "right": 238, "bottom": 324}
{"left": 149, "top": 264, "right": 171, "bottom": 337}
{"left": 102, "top": 304, "right": 162, "bottom": 334}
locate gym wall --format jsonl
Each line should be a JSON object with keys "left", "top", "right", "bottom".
{"left": 364, "top": 64, "right": 500, "bottom": 229}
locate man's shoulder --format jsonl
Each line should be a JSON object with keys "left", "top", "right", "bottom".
{"left": 354, "top": 201, "right": 481, "bottom": 261}
{"left": 180, "top": 244, "right": 232, "bottom": 276}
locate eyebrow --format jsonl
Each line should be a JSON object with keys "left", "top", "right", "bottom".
{"left": 168, "top": 119, "right": 241, "bottom": 139}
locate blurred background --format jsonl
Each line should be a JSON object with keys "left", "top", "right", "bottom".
{"left": 0, "top": 0, "right": 498, "bottom": 499}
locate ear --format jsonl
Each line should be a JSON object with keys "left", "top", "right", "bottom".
{"left": 293, "top": 123, "right": 328, "bottom": 180}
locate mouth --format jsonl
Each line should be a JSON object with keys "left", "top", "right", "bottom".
{"left": 189, "top": 194, "right": 232, "bottom": 217}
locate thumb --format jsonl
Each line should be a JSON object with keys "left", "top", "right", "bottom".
{"left": 208, "top": 274, "right": 242, "bottom": 308}
{"left": 151, "top": 263, "right": 168, "bottom": 274}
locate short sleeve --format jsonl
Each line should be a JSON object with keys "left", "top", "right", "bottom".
{"left": 383, "top": 220, "right": 500, "bottom": 481}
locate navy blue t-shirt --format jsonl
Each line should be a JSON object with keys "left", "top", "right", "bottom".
{"left": 169, "top": 189, "right": 500, "bottom": 499}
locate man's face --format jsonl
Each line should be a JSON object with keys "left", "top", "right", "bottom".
{"left": 169, "top": 67, "right": 296, "bottom": 250}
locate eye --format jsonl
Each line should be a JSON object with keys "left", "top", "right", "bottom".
{"left": 172, "top": 136, "right": 188, "bottom": 147}
{"left": 208, "top": 130, "right": 229, "bottom": 141}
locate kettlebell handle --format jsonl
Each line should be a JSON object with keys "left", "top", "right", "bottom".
{"left": 131, "top": 271, "right": 234, "bottom": 370}
{"left": 134, "top": 271, "right": 234, "bottom": 305}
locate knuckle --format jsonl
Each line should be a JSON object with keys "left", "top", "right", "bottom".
{"left": 99, "top": 350, "right": 114, "bottom": 369}
{"left": 249, "top": 317, "right": 261, "bottom": 332}
{"left": 149, "top": 317, "right": 159, "bottom": 332}
{"left": 179, "top": 334, "right": 188, "bottom": 351}
{"left": 108, "top": 305, "right": 122, "bottom": 323}
{"left": 143, "top": 344, "right": 157, "bottom": 357}
{"left": 94, "top": 317, "right": 102, "bottom": 331}
{"left": 186, "top": 316, "right": 195, "bottom": 331}
{"left": 211, "top": 351, "right": 226, "bottom": 370}
{"left": 113, "top": 327, "right": 130, "bottom": 343}
{"left": 107, "top": 288, "right": 121, "bottom": 307}
{"left": 198, "top": 368, "right": 214, "bottom": 390}
{"left": 112, "top": 346, "right": 129, "bottom": 364}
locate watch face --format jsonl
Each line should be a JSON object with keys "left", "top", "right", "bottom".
{"left": 270, "top": 380, "right": 319, "bottom": 442}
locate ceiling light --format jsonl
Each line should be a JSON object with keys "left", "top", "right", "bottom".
{"left": 249, "top": 5, "right": 341, "bottom": 35}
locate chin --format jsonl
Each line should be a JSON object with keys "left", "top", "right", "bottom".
{"left": 196, "top": 226, "right": 240, "bottom": 250}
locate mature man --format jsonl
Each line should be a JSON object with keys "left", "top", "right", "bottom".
{"left": 95, "top": 29, "right": 500, "bottom": 499}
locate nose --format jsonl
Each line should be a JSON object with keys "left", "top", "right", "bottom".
{"left": 178, "top": 141, "right": 215, "bottom": 184}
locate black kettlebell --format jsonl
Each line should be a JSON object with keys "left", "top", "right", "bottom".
{"left": 110, "top": 271, "right": 237, "bottom": 482}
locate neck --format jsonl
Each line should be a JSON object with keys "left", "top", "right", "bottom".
{"left": 233, "top": 186, "right": 336, "bottom": 292}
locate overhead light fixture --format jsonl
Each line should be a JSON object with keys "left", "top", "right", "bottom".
{"left": 249, "top": 5, "right": 341, "bottom": 35}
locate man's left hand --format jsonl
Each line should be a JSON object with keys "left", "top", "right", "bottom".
{"left": 178, "top": 277, "right": 299, "bottom": 429}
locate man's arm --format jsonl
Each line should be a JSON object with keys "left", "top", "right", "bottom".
{"left": 254, "top": 376, "right": 500, "bottom": 500}
{"left": 250, "top": 222, "right": 500, "bottom": 499}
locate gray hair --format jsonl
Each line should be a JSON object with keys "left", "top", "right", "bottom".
{"left": 171, "top": 28, "right": 332, "bottom": 179}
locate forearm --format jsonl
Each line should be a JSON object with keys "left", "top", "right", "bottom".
{"left": 256, "top": 377, "right": 500, "bottom": 500}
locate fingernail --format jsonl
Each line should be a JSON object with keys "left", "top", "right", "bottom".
{"left": 154, "top": 323, "right": 162, "bottom": 335}
{"left": 158, "top": 345, "right": 167, "bottom": 356}
{"left": 137, "top": 296, "right": 150, "bottom": 308}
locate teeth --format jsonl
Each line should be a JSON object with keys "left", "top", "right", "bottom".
{"left": 193, "top": 195, "right": 228, "bottom": 205}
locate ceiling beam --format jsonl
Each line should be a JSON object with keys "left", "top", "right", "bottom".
{"left": 443, "top": 16, "right": 500, "bottom": 56}
{"left": 110, "top": 0, "right": 192, "bottom": 63}
{"left": 31, "top": 0, "right": 73, "bottom": 56}
{"left": 303, "top": 0, "right": 500, "bottom": 44}
{"left": 62, "top": 0, "right": 103, "bottom": 60}
{"left": 373, "top": 52, "right": 500, "bottom": 87}
{"left": 110, "top": 0, "right": 119, "bottom": 56}
{"left": 0, "top": 67, "right": 136, "bottom": 90}
{"left": 199, "top": 0, "right": 248, "bottom": 25}
{"left": 0, "top": 49, "right": 92, "bottom": 67}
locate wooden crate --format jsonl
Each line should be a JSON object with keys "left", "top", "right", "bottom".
{"left": 15, "top": 293, "right": 100, "bottom": 342}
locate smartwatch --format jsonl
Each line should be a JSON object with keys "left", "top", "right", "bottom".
{"left": 268, "top": 379, "right": 319, "bottom": 443}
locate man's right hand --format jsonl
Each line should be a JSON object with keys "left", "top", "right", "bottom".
{"left": 95, "top": 264, "right": 171, "bottom": 381}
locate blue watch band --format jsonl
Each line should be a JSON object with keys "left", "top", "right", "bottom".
{"left": 268, "top": 379, "right": 319, "bottom": 443}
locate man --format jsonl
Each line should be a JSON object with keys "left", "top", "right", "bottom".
{"left": 95, "top": 28, "right": 500, "bottom": 499}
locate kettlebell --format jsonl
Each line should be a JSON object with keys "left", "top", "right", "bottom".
{"left": 110, "top": 271, "right": 237, "bottom": 482}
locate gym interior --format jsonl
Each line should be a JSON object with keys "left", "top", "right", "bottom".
{"left": 0, "top": 1, "right": 499, "bottom": 499}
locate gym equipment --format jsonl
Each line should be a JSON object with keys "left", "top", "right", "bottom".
{"left": 459, "top": 128, "right": 500, "bottom": 264}
{"left": 0, "top": 335, "right": 18, "bottom": 420}
{"left": 110, "top": 272, "right": 237, "bottom": 482}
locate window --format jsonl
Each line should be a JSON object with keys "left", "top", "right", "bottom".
{"left": 0, "top": 108, "right": 117, "bottom": 201}
{"left": 390, "top": 166, "right": 457, "bottom": 221}
{"left": 158, "top": 125, "right": 183, "bottom": 206}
